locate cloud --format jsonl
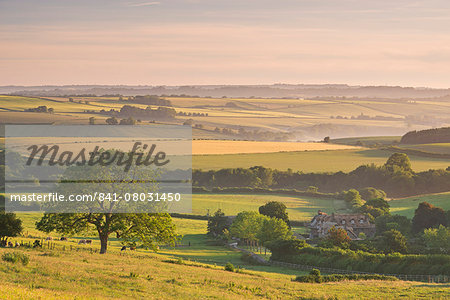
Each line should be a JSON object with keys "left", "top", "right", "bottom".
{"left": 126, "top": 1, "right": 160, "bottom": 7}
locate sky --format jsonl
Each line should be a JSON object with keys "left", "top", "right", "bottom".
{"left": 1, "top": 0, "right": 450, "bottom": 87}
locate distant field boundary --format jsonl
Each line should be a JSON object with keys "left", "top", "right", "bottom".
{"left": 192, "top": 186, "right": 339, "bottom": 199}
{"left": 385, "top": 146, "right": 450, "bottom": 159}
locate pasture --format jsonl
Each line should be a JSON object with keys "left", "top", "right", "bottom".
{"left": 193, "top": 149, "right": 450, "bottom": 172}
{"left": 332, "top": 136, "right": 401, "bottom": 146}
{"left": 2, "top": 214, "right": 450, "bottom": 299}
{"left": 397, "top": 143, "right": 450, "bottom": 155}
{"left": 191, "top": 193, "right": 348, "bottom": 221}
{"left": 2, "top": 246, "right": 449, "bottom": 299}
{"left": 389, "top": 192, "right": 450, "bottom": 218}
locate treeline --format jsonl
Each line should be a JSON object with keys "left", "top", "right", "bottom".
{"left": 193, "top": 154, "right": 450, "bottom": 197}
{"left": 100, "top": 105, "right": 176, "bottom": 119}
{"left": 401, "top": 127, "right": 450, "bottom": 144}
{"left": 211, "top": 127, "right": 292, "bottom": 141}
{"left": 24, "top": 106, "right": 54, "bottom": 113}
{"left": 127, "top": 95, "right": 172, "bottom": 107}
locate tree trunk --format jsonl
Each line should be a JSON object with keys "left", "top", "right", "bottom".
{"left": 99, "top": 233, "right": 109, "bottom": 254}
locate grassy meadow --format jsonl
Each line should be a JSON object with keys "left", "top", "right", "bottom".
{"left": 2, "top": 246, "right": 449, "bottom": 299}
{"left": 2, "top": 215, "right": 450, "bottom": 299}
{"left": 193, "top": 149, "right": 450, "bottom": 172}
{"left": 389, "top": 192, "right": 450, "bottom": 218}
{"left": 192, "top": 193, "right": 348, "bottom": 221}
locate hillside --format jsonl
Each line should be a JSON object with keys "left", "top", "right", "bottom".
{"left": 1, "top": 246, "right": 449, "bottom": 299}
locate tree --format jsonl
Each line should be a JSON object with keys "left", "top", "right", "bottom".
{"left": 384, "top": 153, "right": 413, "bottom": 174}
{"left": 230, "top": 211, "right": 265, "bottom": 243}
{"left": 0, "top": 212, "right": 23, "bottom": 246}
{"left": 119, "top": 117, "right": 136, "bottom": 125}
{"left": 381, "top": 229, "right": 407, "bottom": 253}
{"left": 265, "top": 238, "right": 308, "bottom": 259}
{"left": 359, "top": 187, "right": 386, "bottom": 201}
{"left": 375, "top": 215, "right": 411, "bottom": 237}
{"left": 359, "top": 198, "right": 390, "bottom": 219}
{"left": 106, "top": 117, "right": 118, "bottom": 125}
{"left": 36, "top": 213, "right": 176, "bottom": 253}
{"left": 422, "top": 225, "right": 450, "bottom": 252}
{"left": 207, "top": 209, "right": 229, "bottom": 237}
{"left": 35, "top": 148, "right": 177, "bottom": 254}
{"left": 323, "top": 136, "right": 330, "bottom": 143}
{"left": 412, "top": 202, "right": 447, "bottom": 233}
{"left": 89, "top": 117, "right": 95, "bottom": 125}
{"left": 306, "top": 186, "right": 318, "bottom": 193}
{"left": 327, "top": 226, "right": 351, "bottom": 248}
{"left": 250, "top": 166, "right": 273, "bottom": 187}
{"left": 183, "top": 119, "right": 194, "bottom": 126}
{"left": 344, "top": 189, "right": 364, "bottom": 209}
{"left": 258, "top": 201, "right": 290, "bottom": 228}
{"left": 257, "top": 217, "right": 291, "bottom": 247}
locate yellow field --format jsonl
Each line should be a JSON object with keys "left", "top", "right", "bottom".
{"left": 192, "top": 140, "right": 360, "bottom": 155}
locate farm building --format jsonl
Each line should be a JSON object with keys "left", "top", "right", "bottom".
{"left": 309, "top": 210, "right": 375, "bottom": 239}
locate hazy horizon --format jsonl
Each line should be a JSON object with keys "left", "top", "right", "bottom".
{"left": 2, "top": 0, "right": 450, "bottom": 88}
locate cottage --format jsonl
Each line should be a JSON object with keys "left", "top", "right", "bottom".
{"left": 309, "top": 210, "right": 375, "bottom": 239}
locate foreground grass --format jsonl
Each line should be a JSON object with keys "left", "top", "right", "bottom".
{"left": 1, "top": 247, "right": 449, "bottom": 299}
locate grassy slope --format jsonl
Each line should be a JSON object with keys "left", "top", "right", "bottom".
{"left": 397, "top": 143, "right": 450, "bottom": 155}
{"left": 2, "top": 213, "right": 449, "bottom": 299}
{"left": 192, "top": 194, "right": 348, "bottom": 221}
{"left": 332, "top": 136, "right": 401, "bottom": 146}
{"left": 389, "top": 192, "right": 450, "bottom": 218}
{"left": 2, "top": 247, "right": 449, "bottom": 299}
{"left": 193, "top": 149, "right": 450, "bottom": 172}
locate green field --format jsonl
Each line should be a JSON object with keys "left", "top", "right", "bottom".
{"left": 192, "top": 193, "right": 348, "bottom": 221}
{"left": 2, "top": 215, "right": 449, "bottom": 299}
{"left": 193, "top": 149, "right": 450, "bottom": 172}
{"left": 389, "top": 192, "right": 450, "bottom": 218}
{"left": 12, "top": 214, "right": 306, "bottom": 278}
{"left": 332, "top": 136, "right": 401, "bottom": 146}
{"left": 2, "top": 246, "right": 448, "bottom": 299}
{"left": 397, "top": 143, "right": 450, "bottom": 155}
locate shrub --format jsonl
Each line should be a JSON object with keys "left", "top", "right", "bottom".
{"left": 294, "top": 273, "right": 398, "bottom": 283}
{"left": 224, "top": 262, "right": 235, "bottom": 272}
{"left": 2, "top": 251, "right": 29, "bottom": 266}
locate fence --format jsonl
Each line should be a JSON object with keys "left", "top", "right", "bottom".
{"left": 229, "top": 244, "right": 449, "bottom": 283}
{"left": 9, "top": 239, "right": 99, "bottom": 254}
{"left": 270, "top": 260, "right": 449, "bottom": 283}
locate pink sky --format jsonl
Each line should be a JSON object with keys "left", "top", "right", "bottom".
{"left": 1, "top": 1, "right": 450, "bottom": 87}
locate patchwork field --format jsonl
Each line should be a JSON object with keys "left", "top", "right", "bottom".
{"left": 2, "top": 94, "right": 447, "bottom": 140}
